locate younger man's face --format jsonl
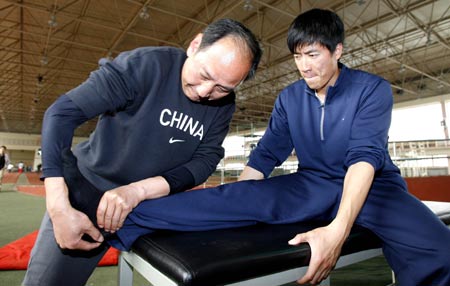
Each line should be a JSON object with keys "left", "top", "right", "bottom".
{"left": 293, "top": 42, "right": 342, "bottom": 94}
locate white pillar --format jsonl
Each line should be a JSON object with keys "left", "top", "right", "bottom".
{"left": 33, "top": 148, "right": 42, "bottom": 172}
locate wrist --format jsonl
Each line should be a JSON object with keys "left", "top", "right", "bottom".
{"left": 129, "top": 176, "right": 170, "bottom": 200}
{"left": 127, "top": 182, "right": 147, "bottom": 203}
{"left": 44, "top": 177, "right": 71, "bottom": 217}
{"left": 330, "top": 216, "right": 353, "bottom": 239}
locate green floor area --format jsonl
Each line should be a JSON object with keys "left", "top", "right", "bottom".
{"left": 0, "top": 176, "right": 393, "bottom": 286}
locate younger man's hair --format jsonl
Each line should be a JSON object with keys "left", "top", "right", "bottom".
{"left": 287, "top": 8, "right": 344, "bottom": 54}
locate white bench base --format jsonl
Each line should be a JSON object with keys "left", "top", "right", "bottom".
{"left": 118, "top": 248, "right": 384, "bottom": 286}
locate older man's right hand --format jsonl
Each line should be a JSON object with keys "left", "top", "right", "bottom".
{"left": 51, "top": 206, "right": 104, "bottom": 250}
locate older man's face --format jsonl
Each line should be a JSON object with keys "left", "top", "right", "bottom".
{"left": 182, "top": 35, "right": 251, "bottom": 102}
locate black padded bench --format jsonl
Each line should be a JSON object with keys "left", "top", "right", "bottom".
{"left": 118, "top": 201, "right": 450, "bottom": 286}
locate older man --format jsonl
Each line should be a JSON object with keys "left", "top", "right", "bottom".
{"left": 24, "top": 18, "right": 261, "bottom": 286}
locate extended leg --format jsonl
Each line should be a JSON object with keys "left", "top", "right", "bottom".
{"left": 357, "top": 182, "right": 450, "bottom": 285}
{"left": 111, "top": 172, "right": 342, "bottom": 250}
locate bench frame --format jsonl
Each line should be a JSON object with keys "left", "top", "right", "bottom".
{"left": 118, "top": 247, "right": 383, "bottom": 286}
{"left": 117, "top": 201, "right": 449, "bottom": 286}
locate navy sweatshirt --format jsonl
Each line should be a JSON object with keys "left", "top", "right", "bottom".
{"left": 248, "top": 64, "right": 402, "bottom": 185}
{"left": 41, "top": 47, "right": 235, "bottom": 192}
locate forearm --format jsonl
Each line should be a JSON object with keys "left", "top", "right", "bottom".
{"left": 332, "top": 161, "right": 375, "bottom": 236}
{"left": 129, "top": 176, "right": 170, "bottom": 201}
{"left": 41, "top": 95, "right": 88, "bottom": 178}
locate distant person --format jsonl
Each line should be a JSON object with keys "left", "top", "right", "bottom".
{"left": 17, "top": 161, "right": 24, "bottom": 174}
{"left": 0, "top": 146, "right": 9, "bottom": 190}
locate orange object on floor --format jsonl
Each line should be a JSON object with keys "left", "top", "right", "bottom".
{"left": 0, "top": 230, "right": 119, "bottom": 270}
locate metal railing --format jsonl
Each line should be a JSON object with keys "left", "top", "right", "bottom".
{"left": 203, "top": 139, "right": 450, "bottom": 186}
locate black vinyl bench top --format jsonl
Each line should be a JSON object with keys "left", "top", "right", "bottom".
{"left": 131, "top": 222, "right": 380, "bottom": 286}
{"left": 130, "top": 201, "right": 450, "bottom": 286}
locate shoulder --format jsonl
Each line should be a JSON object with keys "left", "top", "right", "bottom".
{"left": 111, "top": 46, "right": 186, "bottom": 66}
{"left": 341, "top": 65, "right": 388, "bottom": 87}
{"left": 339, "top": 65, "right": 393, "bottom": 106}
{"left": 278, "top": 79, "right": 310, "bottom": 102}
{"left": 97, "top": 46, "right": 186, "bottom": 87}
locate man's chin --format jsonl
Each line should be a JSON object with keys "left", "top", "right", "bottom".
{"left": 304, "top": 80, "right": 318, "bottom": 90}
{"left": 182, "top": 90, "right": 197, "bottom": 102}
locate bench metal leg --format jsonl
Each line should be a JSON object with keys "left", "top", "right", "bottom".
{"left": 118, "top": 252, "right": 134, "bottom": 286}
{"left": 118, "top": 251, "right": 178, "bottom": 286}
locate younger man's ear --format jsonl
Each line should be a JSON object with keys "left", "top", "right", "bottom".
{"left": 334, "top": 43, "right": 343, "bottom": 60}
{"left": 187, "top": 33, "right": 203, "bottom": 57}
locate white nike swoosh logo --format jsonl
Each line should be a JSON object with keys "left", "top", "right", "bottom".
{"left": 169, "top": 137, "right": 185, "bottom": 144}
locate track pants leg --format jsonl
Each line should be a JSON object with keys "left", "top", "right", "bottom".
{"left": 112, "top": 172, "right": 342, "bottom": 250}
{"left": 22, "top": 213, "right": 109, "bottom": 286}
{"left": 112, "top": 172, "right": 450, "bottom": 285}
{"left": 357, "top": 183, "right": 450, "bottom": 285}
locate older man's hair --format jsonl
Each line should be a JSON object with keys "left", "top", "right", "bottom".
{"left": 199, "top": 18, "right": 262, "bottom": 81}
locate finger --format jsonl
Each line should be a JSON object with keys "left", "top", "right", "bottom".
{"left": 96, "top": 196, "right": 108, "bottom": 228}
{"left": 298, "top": 261, "right": 318, "bottom": 284}
{"left": 76, "top": 239, "right": 103, "bottom": 251}
{"left": 84, "top": 223, "right": 104, "bottom": 243}
{"left": 109, "top": 205, "right": 123, "bottom": 232}
{"left": 298, "top": 251, "right": 322, "bottom": 284}
{"left": 310, "top": 267, "right": 328, "bottom": 285}
{"left": 116, "top": 209, "right": 128, "bottom": 230}
{"left": 103, "top": 203, "right": 116, "bottom": 232}
{"left": 288, "top": 233, "right": 306, "bottom": 245}
{"left": 312, "top": 258, "right": 334, "bottom": 285}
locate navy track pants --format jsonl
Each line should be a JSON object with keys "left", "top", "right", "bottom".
{"left": 111, "top": 172, "right": 450, "bottom": 285}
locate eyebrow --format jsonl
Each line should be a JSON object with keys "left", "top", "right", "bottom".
{"left": 203, "top": 68, "right": 235, "bottom": 92}
{"left": 295, "top": 48, "right": 318, "bottom": 55}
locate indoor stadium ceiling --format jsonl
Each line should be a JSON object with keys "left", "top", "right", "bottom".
{"left": 0, "top": 0, "right": 449, "bottom": 137}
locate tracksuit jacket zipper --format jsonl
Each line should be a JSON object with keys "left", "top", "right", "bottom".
{"left": 314, "top": 91, "right": 325, "bottom": 141}
{"left": 320, "top": 102, "right": 325, "bottom": 141}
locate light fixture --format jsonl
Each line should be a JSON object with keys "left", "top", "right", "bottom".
{"left": 36, "top": 74, "right": 44, "bottom": 88}
{"left": 139, "top": 6, "right": 150, "bottom": 20}
{"left": 243, "top": 0, "right": 254, "bottom": 11}
{"left": 40, "top": 55, "right": 48, "bottom": 65}
{"left": 48, "top": 14, "right": 57, "bottom": 27}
